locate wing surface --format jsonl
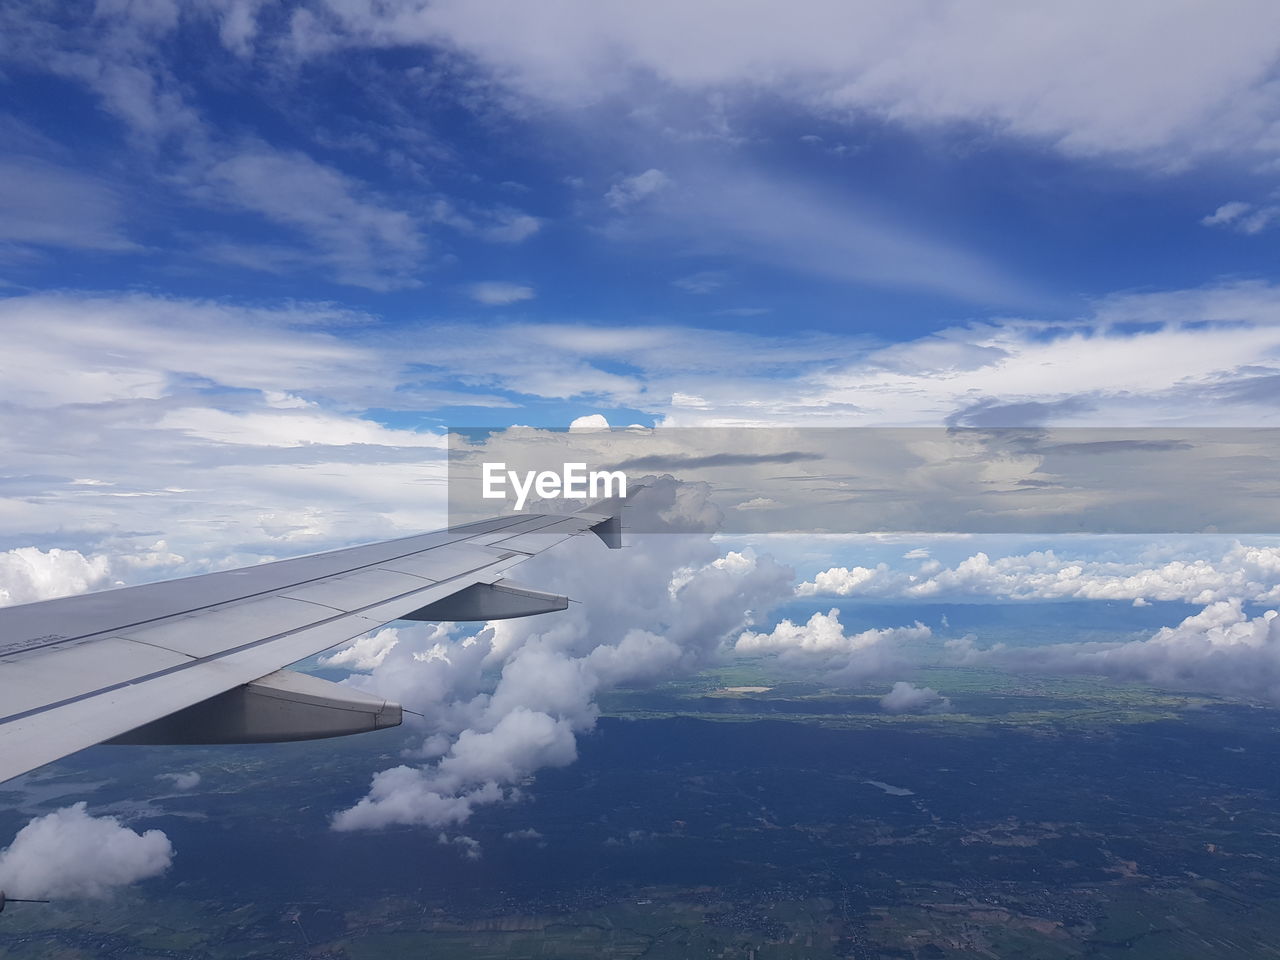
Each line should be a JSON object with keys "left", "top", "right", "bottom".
{"left": 0, "top": 509, "right": 617, "bottom": 783}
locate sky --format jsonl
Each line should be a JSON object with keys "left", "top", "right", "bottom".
{"left": 8, "top": 0, "right": 1280, "bottom": 884}
{"left": 3, "top": 1, "right": 1280, "bottom": 557}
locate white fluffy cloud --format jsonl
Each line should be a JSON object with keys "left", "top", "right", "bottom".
{"left": 0, "top": 803, "right": 173, "bottom": 898}
{"left": 736, "top": 609, "right": 931, "bottom": 684}
{"left": 330, "top": 478, "right": 796, "bottom": 832}
{"left": 798, "top": 541, "right": 1280, "bottom": 605}
{"left": 0, "top": 548, "right": 112, "bottom": 606}
{"left": 964, "top": 599, "right": 1280, "bottom": 703}
{"left": 319, "top": 627, "right": 402, "bottom": 671}
{"left": 880, "top": 681, "right": 953, "bottom": 714}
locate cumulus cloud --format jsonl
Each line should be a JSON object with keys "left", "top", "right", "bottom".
{"left": 797, "top": 542, "right": 1280, "bottom": 606}
{"left": 736, "top": 609, "right": 930, "bottom": 684}
{"left": 439, "top": 833, "right": 482, "bottom": 859}
{"left": 0, "top": 548, "right": 112, "bottom": 606}
{"left": 880, "top": 681, "right": 953, "bottom": 714}
{"left": 0, "top": 542, "right": 186, "bottom": 607}
{"left": 568, "top": 413, "right": 610, "bottom": 431}
{"left": 329, "top": 478, "right": 795, "bottom": 831}
{"left": 469, "top": 281, "right": 536, "bottom": 305}
{"left": 0, "top": 803, "right": 173, "bottom": 898}
{"left": 319, "top": 627, "right": 403, "bottom": 670}
{"left": 156, "top": 771, "right": 201, "bottom": 791}
{"left": 966, "top": 599, "right": 1280, "bottom": 704}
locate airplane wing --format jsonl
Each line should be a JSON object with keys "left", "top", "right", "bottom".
{"left": 0, "top": 507, "right": 623, "bottom": 784}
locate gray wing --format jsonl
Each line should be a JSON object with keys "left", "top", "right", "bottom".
{"left": 0, "top": 508, "right": 622, "bottom": 784}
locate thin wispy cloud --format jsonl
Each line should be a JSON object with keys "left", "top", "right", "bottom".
{"left": 468, "top": 281, "right": 536, "bottom": 305}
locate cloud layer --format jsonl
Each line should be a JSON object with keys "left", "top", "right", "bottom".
{"left": 799, "top": 541, "right": 1280, "bottom": 606}
{"left": 306, "top": 0, "right": 1280, "bottom": 163}
{"left": 960, "top": 599, "right": 1280, "bottom": 704}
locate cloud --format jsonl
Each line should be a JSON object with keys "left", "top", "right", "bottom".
{"left": 1202, "top": 201, "right": 1252, "bottom": 227}
{"left": 329, "top": 478, "right": 796, "bottom": 831}
{"left": 469, "top": 281, "right": 536, "bottom": 305}
{"left": 205, "top": 147, "right": 426, "bottom": 291}
{"left": 157, "top": 407, "right": 440, "bottom": 447}
{"left": 156, "top": 771, "right": 201, "bottom": 791}
{"left": 672, "top": 270, "right": 726, "bottom": 294}
{"left": 568, "top": 413, "right": 610, "bottom": 431}
{"left": 971, "top": 599, "right": 1280, "bottom": 704}
{"left": 430, "top": 201, "right": 543, "bottom": 243}
{"left": 0, "top": 292, "right": 456, "bottom": 559}
{"left": 880, "top": 681, "right": 953, "bottom": 714}
{"left": 319, "top": 627, "right": 402, "bottom": 670}
{"left": 607, "top": 166, "right": 1035, "bottom": 307}
{"left": 1201, "top": 200, "right": 1280, "bottom": 234}
{"left": 301, "top": 1, "right": 1280, "bottom": 164}
{"left": 605, "top": 169, "right": 670, "bottom": 209}
{"left": 798, "top": 542, "right": 1280, "bottom": 606}
{"left": 0, "top": 803, "right": 173, "bottom": 898}
{"left": 205, "top": 0, "right": 271, "bottom": 56}
{"left": 736, "top": 608, "right": 930, "bottom": 684}
{"left": 0, "top": 548, "right": 113, "bottom": 606}
{"left": 480, "top": 211, "right": 542, "bottom": 243}
{"left": 0, "top": 159, "right": 139, "bottom": 256}
{"left": 3, "top": 280, "right": 1280, "bottom": 586}
{"left": 439, "top": 832, "right": 482, "bottom": 859}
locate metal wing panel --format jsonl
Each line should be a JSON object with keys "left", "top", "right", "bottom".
{"left": 485, "top": 516, "right": 598, "bottom": 554}
{"left": 372, "top": 543, "right": 521, "bottom": 581}
{"left": 117, "top": 596, "right": 338, "bottom": 659}
{"left": 0, "top": 637, "right": 195, "bottom": 717}
{"left": 279, "top": 568, "right": 434, "bottom": 612}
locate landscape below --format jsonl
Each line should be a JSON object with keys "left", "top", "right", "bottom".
{"left": 1, "top": 601, "right": 1277, "bottom": 959}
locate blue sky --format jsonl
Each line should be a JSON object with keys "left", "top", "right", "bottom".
{"left": 4, "top": 1, "right": 1280, "bottom": 559}
{"left": 5, "top": 1, "right": 1280, "bottom": 349}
